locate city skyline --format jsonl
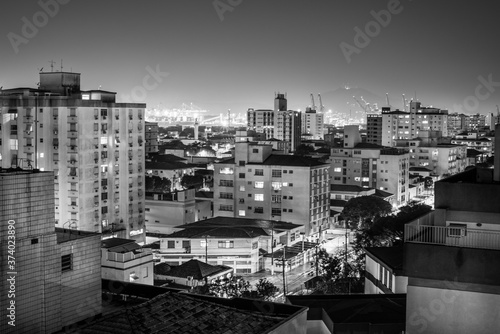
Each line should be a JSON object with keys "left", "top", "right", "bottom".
{"left": 1, "top": 0, "right": 499, "bottom": 115}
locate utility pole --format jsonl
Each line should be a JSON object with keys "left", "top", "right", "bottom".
{"left": 282, "top": 246, "right": 286, "bottom": 297}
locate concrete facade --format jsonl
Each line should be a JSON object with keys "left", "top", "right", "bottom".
{"left": 0, "top": 72, "right": 146, "bottom": 244}
{"left": 0, "top": 170, "right": 101, "bottom": 333}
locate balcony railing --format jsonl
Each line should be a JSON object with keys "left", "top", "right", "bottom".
{"left": 405, "top": 224, "right": 500, "bottom": 251}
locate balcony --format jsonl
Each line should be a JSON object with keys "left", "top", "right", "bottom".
{"left": 68, "top": 145, "right": 78, "bottom": 153}
{"left": 405, "top": 224, "right": 500, "bottom": 251}
{"left": 68, "top": 116, "right": 78, "bottom": 123}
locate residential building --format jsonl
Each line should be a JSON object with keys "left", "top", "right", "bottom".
{"left": 155, "top": 217, "right": 307, "bottom": 274}
{"left": 213, "top": 141, "right": 330, "bottom": 237}
{"left": 330, "top": 184, "right": 396, "bottom": 212}
{"left": 329, "top": 126, "right": 409, "bottom": 206}
{"left": 377, "top": 101, "right": 448, "bottom": 147}
{"left": 396, "top": 131, "right": 468, "bottom": 179}
{"left": 364, "top": 247, "right": 407, "bottom": 294}
{"left": 451, "top": 133, "right": 493, "bottom": 155}
{"left": 145, "top": 160, "right": 197, "bottom": 191}
{"left": 403, "top": 124, "right": 500, "bottom": 333}
{"left": 447, "top": 113, "right": 486, "bottom": 136}
{"left": 154, "top": 259, "right": 233, "bottom": 287}
{"left": 301, "top": 108, "right": 324, "bottom": 140}
{"left": 79, "top": 289, "right": 308, "bottom": 334}
{"left": 366, "top": 113, "right": 383, "bottom": 145}
{"left": 145, "top": 188, "right": 197, "bottom": 234}
{"left": 145, "top": 121, "right": 159, "bottom": 155}
{"left": 0, "top": 71, "right": 146, "bottom": 243}
{"left": 247, "top": 93, "right": 302, "bottom": 151}
{"left": 0, "top": 169, "right": 101, "bottom": 333}
{"left": 101, "top": 238, "right": 153, "bottom": 285}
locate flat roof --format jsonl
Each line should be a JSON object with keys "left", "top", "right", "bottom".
{"left": 365, "top": 246, "right": 404, "bottom": 275}
{"left": 56, "top": 228, "right": 100, "bottom": 243}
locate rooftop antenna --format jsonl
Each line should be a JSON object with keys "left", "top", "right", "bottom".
{"left": 38, "top": 67, "right": 44, "bottom": 73}
{"left": 60, "top": 59, "right": 63, "bottom": 72}
{"left": 49, "top": 60, "right": 55, "bottom": 72}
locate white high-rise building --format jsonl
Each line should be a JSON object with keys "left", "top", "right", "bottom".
{"left": 0, "top": 72, "right": 146, "bottom": 243}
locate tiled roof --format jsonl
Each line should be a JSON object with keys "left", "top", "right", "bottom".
{"left": 330, "top": 199, "right": 347, "bottom": 207}
{"left": 373, "top": 189, "right": 393, "bottom": 198}
{"left": 152, "top": 154, "right": 187, "bottom": 162}
{"left": 261, "top": 155, "right": 329, "bottom": 167}
{"left": 175, "top": 217, "right": 302, "bottom": 231}
{"left": 154, "top": 262, "right": 172, "bottom": 275}
{"left": 145, "top": 161, "right": 197, "bottom": 170}
{"left": 167, "top": 226, "right": 269, "bottom": 239}
{"left": 195, "top": 191, "right": 214, "bottom": 199}
{"left": 164, "top": 260, "right": 231, "bottom": 280}
{"left": 79, "top": 292, "right": 289, "bottom": 334}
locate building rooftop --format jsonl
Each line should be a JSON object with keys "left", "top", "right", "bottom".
{"left": 151, "top": 154, "right": 187, "bottom": 162}
{"left": 217, "top": 155, "right": 328, "bottom": 167}
{"left": 365, "top": 246, "right": 405, "bottom": 275}
{"left": 330, "top": 199, "right": 347, "bottom": 207}
{"left": 409, "top": 166, "right": 432, "bottom": 172}
{"left": 80, "top": 291, "right": 304, "bottom": 334}
{"left": 330, "top": 184, "right": 373, "bottom": 193}
{"left": 101, "top": 238, "right": 136, "bottom": 249}
{"left": 157, "top": 259, "right": 232, "bottom": 280}
{"left": 55, "top": 228, "right": 100, "bottom": 243}
{"left": 287, "top": 294, "right": 406, "bottom": 326}
{"left": 373, "top": 189, "right": 394, "bottom": 199}
{"left": 145, "top": 161, "right": 197, "bottom": 170}
{"left": 353, "top": 142, "right": 384, "bottom": 149}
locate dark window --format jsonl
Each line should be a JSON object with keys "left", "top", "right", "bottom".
{"left": 61, "top": 254, "right": 72, "bottom": 272}
{"left": 167, "top": 241, "right": 175, "bottom": 248}
{"left": 31, "top": 238, "right": 38, "bottom": 245}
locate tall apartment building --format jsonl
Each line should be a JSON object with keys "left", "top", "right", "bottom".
{"left": 329, "top": 126, "right": 409, "bottom": 206}
{"left": 395, "top": 131, "right": 468, "bottom": 179}
{"left": 448, "top": 113, "right": 487, "bottom": 136}
{"left": 404, "top": 125, "right": 500, "bottom": 333}
{"left": 0, "top": 72, "right": 146, "bottom": 243}
{"left": 375, "top": 101, "right": 448, "bottom": 147}
{"left": 0, "top": 169, "right": 101, "bottom": 333}
{"left": 366, "top": 113, "right": 383, "bottom": 145}
{"left": 301, "top": 108, "right": 324, "bottom": 140}
{"left": 213, "top": 141, "right": 330, "bottom": 237}
{"left": 247, "top": 93, "right": 302, "bottom": 151}
{"left": 145, "top": 121, "right": 159, "bottom": 155}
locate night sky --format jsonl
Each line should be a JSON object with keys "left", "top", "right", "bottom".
{"left": 1, "top": 0, "right": 499, "bottom": 115}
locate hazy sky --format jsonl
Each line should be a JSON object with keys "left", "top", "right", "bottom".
{"left": 1, "top": 0, "right": 499, "bottom": 115}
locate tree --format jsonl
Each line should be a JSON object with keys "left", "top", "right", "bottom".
{"left": 313, "top": 249, "right": 363, "bottom": 294}
{"left": 341, "top": 196, "right": 393, "bottom": 229}
{"left": 207, "top": 276, "right": 251, "bottom": 299}
{"left": 145, "top": 176, "right": 172, "bottom": 193}
{"left": 294, "top": 144, "right": 315, "bottom": 156}
{"left": 180, "top": 174, "right": 204, "bottom": 190}
{"left": 199, "top": 276, "right": 280, "bottom": 301}
{"left": 255, "top": 278, "right": 280, "bottom": 301}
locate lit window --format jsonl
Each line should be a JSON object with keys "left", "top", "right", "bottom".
{"left": 334, "top": 167, "right": 341, "bottom": 172}
{"left": 254, "top": 181, "right": 264, "bottom": 188}
{"left": 255, "top": 194, "right": 264, "bottom": 201}
{"left": 239, "top": 210, "right": 245, "bottom": 216}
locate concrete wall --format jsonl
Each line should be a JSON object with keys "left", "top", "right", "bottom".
{"left": 406, "top": 285, "right": 500, "bottom": 334}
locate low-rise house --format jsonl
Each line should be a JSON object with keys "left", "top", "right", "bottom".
{"left": 101, "top": 238, "right": 154, "bottom": 285}
{"left": 156, "top": 217, "right": 312, "bottom": 274}
{"left": 154, "top": 259, "right": 233, "bottom": 287}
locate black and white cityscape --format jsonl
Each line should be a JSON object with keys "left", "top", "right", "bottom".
{"left": 1, "top": 1, "right": 500, "bottom": 333}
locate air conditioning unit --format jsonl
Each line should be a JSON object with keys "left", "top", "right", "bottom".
{"left": 103, "top": 186, "right": 108, "bottom": 191}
